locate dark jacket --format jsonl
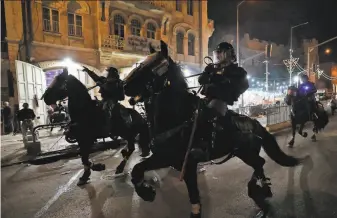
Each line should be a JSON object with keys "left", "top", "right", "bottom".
{"left": 99, "top": 78, "right": 125, "bottom": 101}
{"left": 17, "top": 108, "right": 36, "bottom": 121}
{"left": 198, "top": 63, "right": 249, "bottom": 105}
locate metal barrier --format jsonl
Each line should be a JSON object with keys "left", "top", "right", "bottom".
{"left": 266, "top": 105, "right": 291, "bottom": 125}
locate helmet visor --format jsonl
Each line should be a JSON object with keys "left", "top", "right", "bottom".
{"left": 212, "top": 50, "right": 226, "bottom": 64}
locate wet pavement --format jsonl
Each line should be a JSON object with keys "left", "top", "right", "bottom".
{"left": 1, "top": 115, "right": 337, "bottom": 218}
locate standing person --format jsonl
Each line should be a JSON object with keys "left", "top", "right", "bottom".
{"left": 2, "top": 102, "right": 13, "bottom": 134}
{"left": 17, "top": 103, "right": 36, "bottom": 143}
{"left": 330, "top": 94, "right": 337, "bottom": 115}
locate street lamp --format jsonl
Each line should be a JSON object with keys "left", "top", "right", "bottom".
{"left": 307, "top": 36, "right": 337, "bottom": 78}
{"left": 325, "top": 48, "right": 331, "bottom": 55}
{"left": 289, "top": 22, "right": 308, "bottom": 85}
{"left": 237, "top": 0, "right": 246, "bottom": 107}
{"left": 236, "top": 0, "right": 246, "bottom": 67}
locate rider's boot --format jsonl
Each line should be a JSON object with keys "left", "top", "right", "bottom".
{"left": 102, "top": 100, "right": 113, "bottom": 136}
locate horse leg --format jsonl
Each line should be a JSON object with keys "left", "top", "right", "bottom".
{"left": 183, "top": 159, "right": 202, "bottom": 218}
{"left": 77, "top": 139, "right": 93, "bottom": 186}
{"left": 138, "top": 123, "right": 151, "bottom": 157}
{"left": 77, "top": 137, "right": 105, "bottom": 186}
{"left": 288, "top": 119, "right": 296, "bottom": 148}
{"left": 298, "top": 123, "right": 308, "bottom": 138}
{"left": 236, "top": 151, "right": 271, "bottom": 217}
{"left": 116, "top": 137, "right": 135, "bottom": 174}
{"left": 131, "top": 154, "right": 170, "bottom": 202}
{"left": 311, "top": 126, "right": 317, "bottom": 142}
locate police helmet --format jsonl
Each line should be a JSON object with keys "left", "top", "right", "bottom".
{"left": 106, "top": 67, "right": 119, "bottom": 79}
{"left": 300, "top": 74, "right": 309, "bottom": 81}
{"left": 213, "top": 42, "right": 237, "bottom": 64}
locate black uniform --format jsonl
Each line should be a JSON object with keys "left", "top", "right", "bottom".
{"left": 199, "top": 63, "right": 249, "bottom": 105}
{"left": 192, "top": 42, "right": 249, "bottom": 161}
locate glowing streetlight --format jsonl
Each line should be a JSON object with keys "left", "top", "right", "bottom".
{"left": 325, "top": 48, "right": 331, "bottom": 55}
{"left": 294, "top": 76, "right": 299, "bottom": 82}
{"left": 182, "top": 68, "right": 191, "bottom": 76}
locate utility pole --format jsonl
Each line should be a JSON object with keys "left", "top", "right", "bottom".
{"left": 285, "top": 22, "right": 308, "bottom": 85}
{"left": 264, "top": 60, "right": 269, "bottom": 92}
{"left": 307, "top": 36, "right": 337, "bottom": 79}
{"left": 237, "top": 0, "right": 245, "bottom": 107}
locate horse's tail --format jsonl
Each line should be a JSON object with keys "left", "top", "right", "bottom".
{"left": 256, "top": 122, "right": 303, "bottom": 167}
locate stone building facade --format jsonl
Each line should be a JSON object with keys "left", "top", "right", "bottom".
{"left": 4, "top": 0, "right": 214, "bottom": 106}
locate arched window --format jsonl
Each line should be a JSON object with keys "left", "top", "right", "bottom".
{"left": 131, "top": 19, "right": 141, "bottom": 36}
{"left": 163, "top": 18, "right": 168, "bottom": 35}
{"left": 188, "top": 33, "right": 195, "bottom": 56}
{"left": 147, "top": 23, "right": 156, "bottom": 39}
{"left": 176, "top": 31, "right": 184, "bottom": 54}
{"left": 111, "top": 14, "right": 125, "bottom": 37}
{"left": 187, "top": 0, "right": 193, "bottom": 15}
{"left": 176, "top": 0, "right": 182, "bottom": 11}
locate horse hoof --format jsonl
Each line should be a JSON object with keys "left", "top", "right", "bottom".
{"left": 115, "top": 166, "right": 124, "bottom": 175}
{"left": 121, "top": 149, "right": 128, "bottom": 158}
{"left": 91, "top": 163, "right": 106, "bottom": 171}
{"left": 302, "top": 132, "right": 308, "bottom": 138}
{"left": 140, "top": 151, "right": 150, "bottom": 158}
{"left": 255, "top": 210, "right": 267, "bottom": 218}
{"left": 77, "top": 177, "right": 90, "bottom": 186}
{"left": 190, "top": 212, "right": 201, "bottom": 218}
{"left": 311, "top": 136, "right": 316, "bottom": 142}
{"left": 135, "top": 182, "right": 156, "bottom": 202}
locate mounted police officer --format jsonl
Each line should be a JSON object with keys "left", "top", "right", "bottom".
{"left": 298, "top": 74, "right": 317, "bottom": 120}
{"left": 193, "top": 42, "right": 249, "bottom": 160}
{"left": 98, "top": 67, "right": 128, "bottom": 132}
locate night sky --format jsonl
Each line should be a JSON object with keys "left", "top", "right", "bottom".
{"left": 208, "top": 0, "right": 337, "bottom": 63}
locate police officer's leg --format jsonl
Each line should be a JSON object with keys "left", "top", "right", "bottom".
{"left": 191, "top": 99, "right": 227, "bottom": 162}
{"left": 28, "top": 121, "right": 35, "bottom": 140}
{"left": 21, "top": 122, "right": 28, "bottom": 143}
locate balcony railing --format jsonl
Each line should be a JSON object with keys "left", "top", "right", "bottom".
{"left": 102, "top": 35, "right": 125, "bottom": 50}
{"left": 101, "top": 35, "right": 160, "bottom": 54}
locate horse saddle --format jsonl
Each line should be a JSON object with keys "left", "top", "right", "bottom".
{"left": 118, "top": 104, "right": 132, "bottom": 126}
{"left": 219, "top": 110, "right": 255, "bottom": 134}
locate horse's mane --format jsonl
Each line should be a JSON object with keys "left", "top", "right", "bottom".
{"left": 166, "top": 58, "right": 188, "bottom": 91}
{"left": 66, "top": 75, "right": 93, "bottom": 121}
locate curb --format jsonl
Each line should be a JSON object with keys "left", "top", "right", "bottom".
{"left": 266, "top": 121, "right": 291, "bottom": 133}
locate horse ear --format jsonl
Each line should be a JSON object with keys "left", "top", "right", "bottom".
{"left": 149, "top": 43, "right": 156, "bottom": 54}
{"left": 160, "top": 40, "right": 168, "bottom": 58}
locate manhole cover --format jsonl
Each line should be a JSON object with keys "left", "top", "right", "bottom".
{"left": 100, "top": 169, "right": 131, "bottom": 180}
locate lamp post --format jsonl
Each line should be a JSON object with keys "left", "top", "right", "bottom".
{"left": 237, "top": 0, "right": 246, "bottom": 107}
{"left": 289, "top": 22, "right": 308, "bottom": 85}
{"left": 236, "top": 0, "right": 246, "bottom": 66}
{"left": 307, "top": 36, "right": 337, "bottom": 79}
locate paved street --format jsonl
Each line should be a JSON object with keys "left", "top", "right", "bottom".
{"left": 1, "top": 115, "right": 337, "bottom": 218}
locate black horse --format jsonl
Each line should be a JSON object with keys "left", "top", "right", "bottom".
{"left": 285, "top": 86, "right": 329, "bottom": 147}
{"left": 42, "top": 68, "right": 150, "bottom": 186}
{"left": 123, "top": 41, "right": 304, "bottom": 218}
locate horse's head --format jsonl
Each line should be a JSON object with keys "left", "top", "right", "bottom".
{"left": 42, "top": 68, "right": 69, "bottom": 105}
{"left": 124, "top": 40, "right": 187, "bottom": 100}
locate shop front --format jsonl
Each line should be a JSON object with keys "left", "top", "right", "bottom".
{"left": 15, "top": 59, "right": 100, "bottom": 124}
